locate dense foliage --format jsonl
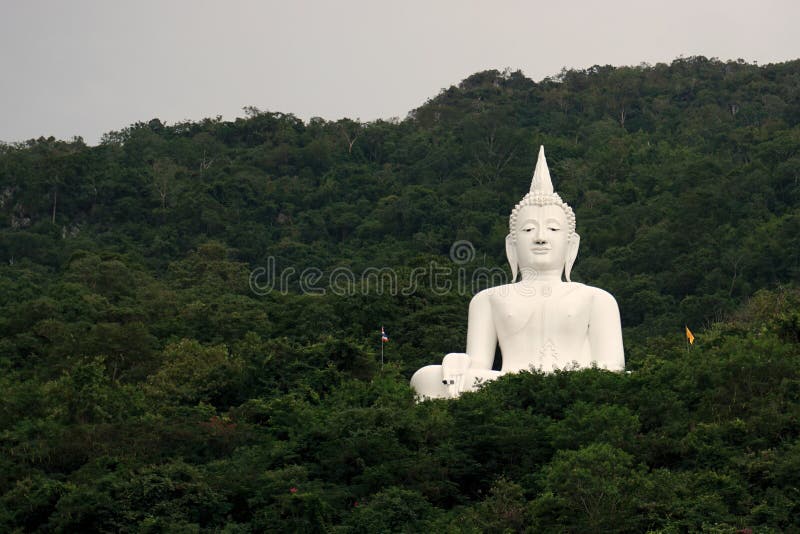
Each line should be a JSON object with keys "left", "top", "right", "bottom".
{"left": 1, "top": 56, "right": 800, "bottom": 531}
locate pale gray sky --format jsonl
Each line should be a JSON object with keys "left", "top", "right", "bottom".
{"left": 1, "top": 0, "right": 798, "bottom": 145}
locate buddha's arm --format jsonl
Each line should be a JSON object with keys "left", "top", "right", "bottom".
{"left": 465, "top": 290, "right": 497, "bottom": 370}
{"left": 588, "top": 289, "right": 625, "bottom": 370}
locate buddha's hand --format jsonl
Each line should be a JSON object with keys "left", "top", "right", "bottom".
{"left": 441, "top": 353, "right": 471, "bottom": 397}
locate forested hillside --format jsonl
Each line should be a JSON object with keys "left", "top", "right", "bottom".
{"left": 1, "top": 56, "right": 800, "bottom": 531}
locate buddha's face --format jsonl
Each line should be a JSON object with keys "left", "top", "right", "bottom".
{"left": 513, "top": 204, "right": 570, "bottom": 275}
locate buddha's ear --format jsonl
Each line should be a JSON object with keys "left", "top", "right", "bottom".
{"left": 564, "top": 233, "right": 580, "bottom": 282}
{"left": 505, "top": 233, "right": 518, "bottom": 282}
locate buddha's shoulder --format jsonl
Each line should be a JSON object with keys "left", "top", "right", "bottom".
{"left": 576, "top": 284, "right": 621, "bottom": 311}
{"left": 565, "top": 283, "right": 620, "bottom": 305}
{"left": 473, "top": 283, "right": 618, "bottom": 303}
{"left": 573, "top": 283, "right": 617, "bottom": 298}
{"left": 471, "top": 284, "right": 514, "bottom": 300}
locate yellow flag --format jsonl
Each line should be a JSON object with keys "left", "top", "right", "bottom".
{"left": 685, "top": 326, "right": 695, "bottom": 345}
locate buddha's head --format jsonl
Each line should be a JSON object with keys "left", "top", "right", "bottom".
{"left": 506, "top": 146, "right": 580, "bottom": 282}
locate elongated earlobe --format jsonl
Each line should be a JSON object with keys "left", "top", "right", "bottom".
{"left": 505, "top": 234, "right": 518, "bottom": 282}
{"left": 564, "top": 233, "right": 580, "bottom": 282}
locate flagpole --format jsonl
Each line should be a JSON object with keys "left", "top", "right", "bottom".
{"left": 380, "top": 326, "right": 389, "bottom": 367}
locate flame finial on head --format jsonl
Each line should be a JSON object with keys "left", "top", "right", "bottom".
{"left": 509, "top": 145, "right": 574, "bottom": 236}
{"left": 530, "top": 146, "right": 554, "bottom": 195}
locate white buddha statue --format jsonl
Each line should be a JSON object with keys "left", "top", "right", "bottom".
{"left": 411, "top": 146, "right": 624, "bottom": 399}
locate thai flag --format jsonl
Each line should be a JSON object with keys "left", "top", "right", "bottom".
{"left": 381, "top": 326, "right": 389, "bottom": 343}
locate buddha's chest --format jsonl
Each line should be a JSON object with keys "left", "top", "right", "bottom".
{"left": 490, "top": 290, "right": 591, "bottom": 339}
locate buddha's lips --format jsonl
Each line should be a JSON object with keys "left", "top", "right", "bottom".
{"left": 531, "top": 248, "right": 551, "bottom": 254}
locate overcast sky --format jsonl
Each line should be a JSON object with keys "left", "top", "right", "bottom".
{"left": 1, "top": 0, "right": 798, "bottom": 145}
